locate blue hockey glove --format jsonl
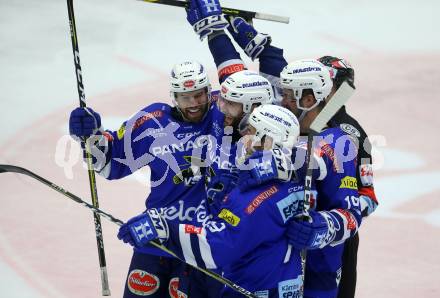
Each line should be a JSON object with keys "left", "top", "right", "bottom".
{"left": 227, "top": 17, "right": 271, "bottom": 60}
{"left": 186, "top": 0, "right": 228, "bottom": 40}
{"left": 69, "top": 107, "right": 101, "bottom": 137}
{"left": 117, "top": 209, "right": 169, "bottom": 248}
{"left": 206, "top": 172, "right": 238, "bottom": 205}
{"left": 238, "top": 148, "right": 293, "bottom": 192}
{"left": 286, "top": 210, "right": 337, "bottom": 250}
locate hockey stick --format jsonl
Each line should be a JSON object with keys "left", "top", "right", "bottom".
{"left": 66, "top": 0, "right": 110, "bottom": 295}
{"left": 299, "top": 81, "right": 355, "bottom": 292}
{"left": 139, "top": 0, "right": 290, "bottom": 24}
{"left": 0, "top": 164, "right": 258, "bottom": 298}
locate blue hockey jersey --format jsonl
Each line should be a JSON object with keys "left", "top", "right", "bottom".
{"left": 164, "top": 179, "right": 312, "bottom": 297}
{"left": 295, "top": 128, "right": 362, "bottom": 298}
{"left": 95, "top": 102, "right": 227, "bottom": 255}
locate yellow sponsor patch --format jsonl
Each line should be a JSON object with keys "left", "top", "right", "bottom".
{"left": 340, "top": 176, "right": 358, "bottom": 189}
{"left": 117, "top": 124, "right": 126, "bottom": 140}
{"left": 218, "top": 209, "right": 240, "bottom": 227}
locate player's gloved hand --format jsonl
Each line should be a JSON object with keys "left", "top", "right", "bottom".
{"left": 286, "top": 210, "right": 337, "bottom": 250}
{"left": 117, "top": 209, "right": 169, "bottom": 248}
{"left": 186, "top": 0, "right": 228, "bottom": 40}
{"left": 227, "top": 17, "right": 271, "bottom": 60}
{"left": 206, "top": 173, "right": 238, "bottom": 205}
{"left": 238, "top": 148, "right": 293, "bottom": 192}
{"left": 69, "top": 107, "right": 101, "bottom": 138}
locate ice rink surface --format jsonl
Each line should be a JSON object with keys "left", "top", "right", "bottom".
{"left": 1, "top": 0, "right": 439, "bottom": 297}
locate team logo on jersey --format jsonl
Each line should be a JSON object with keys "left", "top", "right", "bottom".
{"left": 245, "top": 185, "right": 278, "bottom": 214}
{"left": 168, "top": 277, "right": 188, "bottom": 298}
{"left": 278, "top": 276, "right": 302, "bottom": 298}
{"left": 359, "top": 164, "right": 373, "bottom": 186}
{"left": 218, "top": 208, "right": 240, "bottom": 226}
{"left": 173, "top": 156, "right": 214, "bottom": 186}
{"left": 339, "top": 176, "right": 358, "bottom": 190}
{"left": 340, "top": 123, "right": 361, "bottom": 138}
{"left": 127, "top": 270, "right": 160, "bottom": 296}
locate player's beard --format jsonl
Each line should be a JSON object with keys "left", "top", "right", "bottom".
{"left": 223, "top": 112, "right": 245, "bottom": 130}
{"left": 181, "top": 102, "right": 209, "bottom": 123}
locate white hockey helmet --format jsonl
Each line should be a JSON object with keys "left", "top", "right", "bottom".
{"left": 170, "top": 61, "right": 211, "bottom": 93}
{"left": 280, "top": 59, "right": 333, "bottom": 111}
{"left": 220, "top": 70, "right": 273, "bottom": 113}
{"left": 248, "top": 104, "right": 300, "bottom": 151}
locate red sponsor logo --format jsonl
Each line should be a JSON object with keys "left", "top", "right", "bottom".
{"left": 169, "top": 277, "right": 188, "bottom": 298}
{"left": 183, "top": 80, "right": 195, "bottom": 88}
{"left": 337, "top": 209, "right": 357, "bottom": 230}
{"left": 218, "top": 63, "right": 245, "bottom": 79}
{"left": 360, "top": 165, "right": 373, "bottom": 177}
{"left": 127, "top": 269, "right": 160, "bottom": 296}
{"left": 184, "top": 224, "right": 202, "bottom": 234}
{"left": 133, "top": 110, "right": 163, "bottom": 130}
{"left": 245, "top": 185, "right": 279, "bottom": 214}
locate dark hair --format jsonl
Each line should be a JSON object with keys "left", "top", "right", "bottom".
{"left": 318, "top": 56, "right": 355, "bottom": 89}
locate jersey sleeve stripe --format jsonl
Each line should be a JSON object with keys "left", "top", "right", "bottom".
{"left": 178, "top": 224, "right": 198, "bottom": 267}
{"left": 198, "top": 229, "right": 218, "bottom": 269}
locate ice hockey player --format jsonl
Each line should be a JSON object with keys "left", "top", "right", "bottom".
{"left": 317, "top": 55, "right": 378, "bottom": 298}
{"left": 117, "top": 104, "right": 312, "bottom": 298}
{"left": 69, "top": 61, "right": 227, "bottom": 298}
{"left": 182, "top": 4, "right": 364, "bottom": 297}
{"left": 224, "top": 16, "right": 378, "bottom": 297}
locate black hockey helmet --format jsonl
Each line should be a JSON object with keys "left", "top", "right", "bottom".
{"left": 318, "top": 56, "right": 355, "bottom": 89}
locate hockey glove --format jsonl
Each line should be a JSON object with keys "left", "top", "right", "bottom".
{"left": 227, "top": 17, "right": 271, "bottom": 61}
{"left": 186, "top": 0, "right": 228, "bottom": 40}
{"left": 206, "top": 172, "right": 238, "bottom": 206}
{"left": 238, "top": 148, "right": 293, "bottom": 192}
{"left": 69, "top": 107, "right": 101, "bottom": 137}
{"left": 117, "top": 209, "right": 169, "bottom": 248}
{"left": 286, "top": 210, "right": 337, "bottom": 250}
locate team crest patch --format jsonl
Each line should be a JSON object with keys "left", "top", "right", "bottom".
{"left": 127, "top": 269, "right": 160, "bottom": 296}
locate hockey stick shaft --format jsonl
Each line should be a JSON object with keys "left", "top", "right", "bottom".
{"left": 0, "top": 164, "right": 257, "bottom": 298}
{"left": 66, "top": 0, "right": 110, "bottom": 295}
{"left": 139, "top": 0, "right": 290, "bottom": 24}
